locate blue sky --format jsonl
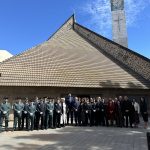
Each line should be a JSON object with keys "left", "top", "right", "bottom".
{"left": 0, "top": 0, "right": 150, "bottom": 59}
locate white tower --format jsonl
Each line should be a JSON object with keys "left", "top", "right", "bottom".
{"left": 111, "top": 0, "right": 128, "bottom": 47}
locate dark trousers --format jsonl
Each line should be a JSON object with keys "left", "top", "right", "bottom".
{"left": 0, "top": 114, "right": 9, "bottom": 129}
{"left": 22, "top": 113, "right": 28, "bottom": 129}
{"left": 34, "top": 112, "right": 38, "bottom": 129}
{"left": 13, "top": 114, "right": 22, "bottom": 129}
{"left": 27, "top": 115, "right": 34, "bottom": 130}
{"left": 100, "top": 111, "right": 105, "bottom": 126}
{"left": 53, "top": 112, "right": 61, "bottom": 128}
{"left": 96, "top": 110, "right": 100, "bottom": 125}
{"left": 46, "top": 113, "right": 53, "bottom": 129}
{"left": 121, "top": 112, "right": 125, "bottom": 127}
{"left": 85, "top": 111, "right": 91, "bottom": 126}
{"left": 67, "top": 110, "right": 73, "bottom": 124}
{"left": 36, "top": 114, "right": 45, "bottom": 129}
{"left": 74, "top": 111, "right": 78, "bottom": 125}
{"left": 124, "top": 112, "right": 132, "bottom": 127}
{"left": 116, "top": 113, "right": 122, "bottom": 127}
{"left": 78, "top": 112, "right": 82, "bottom": 126}
{"left": 91, "top": 111, "right": 96, "bottom": 126}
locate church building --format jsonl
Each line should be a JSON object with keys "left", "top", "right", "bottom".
{"left": 0, "top": 0, "right": 150, "bottom": 108}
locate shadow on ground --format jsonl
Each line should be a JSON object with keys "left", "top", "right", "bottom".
{"left": 0, "top": 127, "right": 148, "bottom": 150}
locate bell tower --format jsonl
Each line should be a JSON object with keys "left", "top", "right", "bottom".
{"left": 111, "top": 0, "right": 128, "bottom": 47}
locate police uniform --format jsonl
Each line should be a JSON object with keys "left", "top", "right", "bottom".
{"left": 45, "top": 101, "right": 54, "bottom": 129}
{"left": 22, "top": 100, "right": 29, "bottom": 130}
{"left": 0, "top": 99, "right": 11, "bottom": 131}
{"left": 13, "top": 100, "right": 24, "bottom": 130}
{"left": 27, "top": 102, "right": 36, "bottom": 131}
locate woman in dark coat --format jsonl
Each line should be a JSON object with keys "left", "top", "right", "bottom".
{"left": 107, "top": 98, "right": 115, "bottom": 126}
{"left": 78, "top": 98, "right": 85, "bottom": 126}
{"left": 140, "top": 97, "right": 148, "bottom": 129}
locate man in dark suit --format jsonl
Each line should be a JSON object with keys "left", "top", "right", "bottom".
{"left": 122, "top": 96, "right": 133, "bottom": 128}
{"left": 118, "top": 96, "right": 124, "bottom": 127}
{"left": 36, "top": 99, "right": 46, "bottom": 130}
{"left": 83, "top": 98, "right": 92, "bottom": 126}
{"left": 53, "top": 98, "right": 62, "bottom": 128}
{"left": 72, "top": 97, "right": 80, "bottom": 126}
{"left": 96, "top": 97, "right": 101, "bottom": 126}
{"left": 65, "top": 93, "right": 74, "bottom": 125}
{"left": 99, "top": 98, "right": 106, "bottom": 126}
{"left": 34, "top": 96, "right": 39, "bottom": 130}
{"left": 91, "top": 98, "right": 97, "bottom": 126}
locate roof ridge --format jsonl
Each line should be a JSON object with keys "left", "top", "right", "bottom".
{"left": 74, "top": 23, "right": 150, "bottom": 81}
{"left": 47, "top": 14, "right": 75, "bottom": 40}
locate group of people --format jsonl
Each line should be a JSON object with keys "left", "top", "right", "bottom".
{"left": 0, "top": 94, "right": 149, "bottom": 131}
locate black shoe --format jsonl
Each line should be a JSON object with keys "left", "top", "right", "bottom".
{"left": 13, "top": 128, "right": 16, "bottom": 131}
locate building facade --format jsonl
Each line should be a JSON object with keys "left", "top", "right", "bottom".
{"left": 0, "top": 15, "right": 150, "bottom": 109}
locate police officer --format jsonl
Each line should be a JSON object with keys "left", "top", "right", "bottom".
{"left": 0, "top": 97, "right": 11, "bottom": 131}
{"left": 45, "top": 98, "right": 54, "bottom": 129}
{"left": 13, "top": 98, "right": 24, "bottom": 131}
{"left": 27, "top": 100, "right": 36, "bottom": 131}
{"left": 22, "top": 98, "right": 29, "bottom": 130}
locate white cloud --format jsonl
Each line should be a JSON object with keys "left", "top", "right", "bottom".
{"left": 82, "top": 0, "right": 149, "bottom": 37}
{"left": 125, "top": 0, "right": 147, "bottom": 26}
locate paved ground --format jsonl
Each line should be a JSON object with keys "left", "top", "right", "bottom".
{"left": 0, "top": 124, "right": 149, "bottom": 150}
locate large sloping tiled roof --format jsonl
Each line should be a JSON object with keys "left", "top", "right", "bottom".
{"left": 0, "top": 15, "right": 150, "bottom": 89}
